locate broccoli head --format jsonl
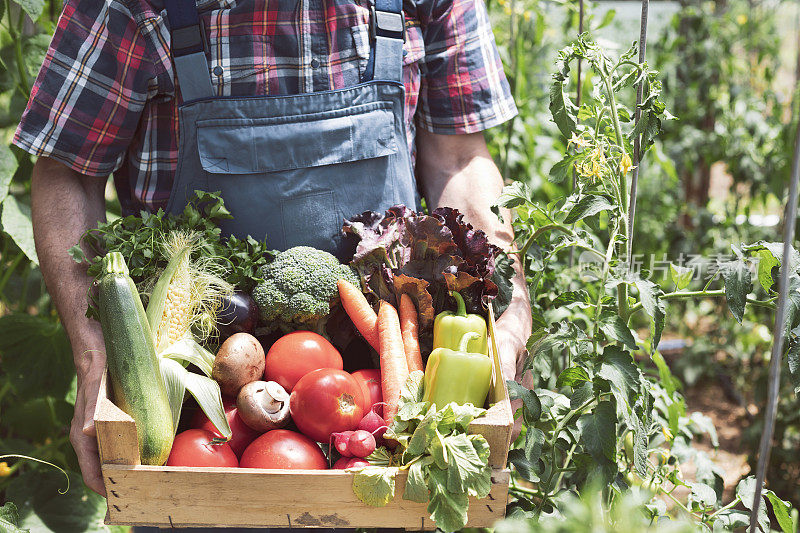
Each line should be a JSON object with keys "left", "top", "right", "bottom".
{"left": 252, "top": 246, "right": 360, "bottom": 332}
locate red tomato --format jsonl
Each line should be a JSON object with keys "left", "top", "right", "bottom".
{"left": 240, "top": 429, "right": 328, "bottom": 469}
{"left": 265, "top": 331, "right": 343, "bottom": 391}
{"left": 167, "top": 429, "right": 238, "bottom": 467}
{"left": 290, "top": 368, "right": 365, "bottom": 442}
{"left": 351, "top": 369, "right": 382, "bottom": 410}
{"left": 191, "top": 397, "right": 260, "bottom": 458}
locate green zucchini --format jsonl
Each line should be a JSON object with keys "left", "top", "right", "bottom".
{"left": 98, "top": 251, "right": 174, "bottom": 465}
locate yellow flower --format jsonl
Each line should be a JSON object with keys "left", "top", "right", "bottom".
{"left": 662, "top": 425, "right": 674, "bottom": 441}
{"left": 523, "top": 10, "right": 531, "bottom": 21}
{"left": 503, "top": 5, "right": 512, "bottom": 15}
{"left": 0, "top": 462, "right": 10, "bottom": 477}
{"left": 736, "top": 14, "right": 747, "bottom": 25}
{"left": 568, "top": 132, "right": 590, "bottom": 149}
{"left": 620, "top": 152, "right": 634, "bottom": 175}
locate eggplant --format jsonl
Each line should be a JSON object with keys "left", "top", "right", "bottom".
{"left": 216, "top": 291, "right": 259, "bottom": 338}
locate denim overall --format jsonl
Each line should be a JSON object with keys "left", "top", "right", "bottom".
{"left": 163, "top": 0, "right": 417, "bottom": 261}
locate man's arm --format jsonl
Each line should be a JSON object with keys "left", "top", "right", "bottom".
{"left": 416, "top": 129, "right": 532, "bottom": 384}
{"left": 31, "top": 157, "right": 107, "bottom": 495}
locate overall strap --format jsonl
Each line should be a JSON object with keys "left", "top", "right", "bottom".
{"left": 165, "top": 0, "right": 214, "bottom": 101}
{"left": 363, "top": 0, "right": 405, "bottom": 82}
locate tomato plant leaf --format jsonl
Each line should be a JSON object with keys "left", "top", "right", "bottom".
{"left": 506, "top": 381, "right": 541, "bottom": 424}
{"left": 0, "top": 143, "right": 17, "bottom": 206}
{"left": 718, "top": 258, "right": 751, "bottom": 323}
{"left": 549, "top": 76, "right": 577, "bottom": 139}
{"left": 577, "top": 400, "right": 616, "bottom": 462}
{"left": 599, "top": 314, "right": 638, "bottom": 350}
{"left": 570, "top": 382, "right": 594, "bottom": 409}
{"left": 563, "top": 194, "right": 614, "bottom": 224}
{"left": 736, "top": 476, "right": 770, "bottom": 532}
{"left": 687, "top": 482, "right": 718, "bottom": 509}
{"left": 12, "top": 0, "right": 45, "bottom": 21}
{"left": 633, "top": 278, "right": 666, "bottom": 348}
{"left": 788, "top": 337, "right": 800, "bottom": 396}
{"left": 1, "top": 196, "right": 38, "bottom": 265}
{"left": 524, "top": 427, "right": 545, "bottom": 469}
{"left": 352, "top": 466, "right": 398, "bottom": 507}
{"left": 556, "top": 367, "right": 591, "bottom": 388}
{"left": 668, "top": 263, "right": 693, "bottom": 290}
{"left": 549, "top": 154, "right": 578, "bottom": 184}
{"left": 0, "top": 502, "right": 27, "bottom": 533}
{"left": 597, "top": 347, "right": 640, "bottom": 417}
{"left": 764, "top": 489, "right": 795, "bottom": 533}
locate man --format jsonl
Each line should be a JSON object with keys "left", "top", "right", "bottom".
{"left": 16, "top": 0, "right": 532, "bottom": 497}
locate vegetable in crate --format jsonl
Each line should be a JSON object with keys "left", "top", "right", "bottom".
{"left": 433, "top": 292, "right": 488, "bottom": 354}
{"left": 215, "top": 291, "right": 259, "bottom": 338}
{"left": 167, "top": 429, "right": 238, "bottom": 467}
{"left": 240, "top": 429, "right": 327, "bottom": 469}
{"left": 146, "top": 231, "right": 232, "bottom": 353}
{"left": 423, "top": 332, "right": 492, "bottom": 408}
{"left": 251, "top": 246, "right": 359, "bottom": 334}
{"left": 97, "top": 252, "right": 174, "bottom": 465}
{"left": 264, "top": 331, "right": 343, "bottom": 391}
{"left": 236, "top": 381, "right": 291, "bottom": 432}
{"left": 212, "top": 332, "right": 266, "bottom": 397}
{"left": 351, "top": 372, "right": 491, "bottom": 532}
{"left": 191, "top": 397, "right": 259, "bottom": 458}
{"left": 343, "top": 206, "right": 514, "bottom": 352}
{"left": 289, "top": 368, "right": 365, "bottom": 442}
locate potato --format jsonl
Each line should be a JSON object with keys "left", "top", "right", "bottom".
{"left": 212, "top": 332, "right": 265, "bottom": 397}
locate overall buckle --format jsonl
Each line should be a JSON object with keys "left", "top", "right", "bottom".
{"left": 370, "top": 2, "right": 406, "bottom": 42}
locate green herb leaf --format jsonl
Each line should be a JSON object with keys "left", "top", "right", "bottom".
{"left": 441, "top": 433, "right": 490, "bottom": 496}
{"left": 352, "top": 466, "right": 398, "bottom": 507}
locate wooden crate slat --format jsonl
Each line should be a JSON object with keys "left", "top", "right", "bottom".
{"left": 103, "top": 465, "right": 510, "bottom": 528}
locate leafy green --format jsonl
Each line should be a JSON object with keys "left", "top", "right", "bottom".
{"left": 71, "top": 191, "right": 274, "bottom": 318}
{"left": 351, "top": 375, "right": 489, "bottom": 532}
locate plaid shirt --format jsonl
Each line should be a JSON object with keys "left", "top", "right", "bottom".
{"left": 14, "top": 0, "right": 516, "bottom": 213}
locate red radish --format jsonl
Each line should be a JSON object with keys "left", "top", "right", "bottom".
{"left": 358, "top": 406, "right": 388, "bottom": 441}
{"left": 348, "top": 430, "right": 376, "bottom": 458}
{"left": 332, "top": 431, "right": 355, "bottom": 457}
{"left": 345, "top": 458, "right": 370, "bottom": 468}
{"left": 333, "top": 457, "right": 351, "bottom": 469}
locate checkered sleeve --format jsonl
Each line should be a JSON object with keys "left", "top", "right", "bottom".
{"left": 13, "top": 0, "right": 157, "bottom": 177}
{"left": 415, "top": 0, "right": 517, "bottom": 134}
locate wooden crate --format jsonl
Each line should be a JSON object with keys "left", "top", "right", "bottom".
{"left": 94, "top": 309, "right": 513, "bottom": 528}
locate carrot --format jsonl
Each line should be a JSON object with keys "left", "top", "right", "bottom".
{"left": 398, "top": 293, "right": 423, "bottom": 373}
{"left": 338, "top": 279, "right": 379, "bottom": 351}
{"left": 377, "top": 301, "right": 409, "bottom": 425}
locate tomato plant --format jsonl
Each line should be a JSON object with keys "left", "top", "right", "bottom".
{"left": 289, "top": 368, "right": 365, "bottom": 442}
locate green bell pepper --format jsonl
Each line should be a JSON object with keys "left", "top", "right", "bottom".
{"left": 423, "top": 332, "right": 492, "bottom": 408}
{"left": 433, "top": 291, "right": 488, "bottom": 355}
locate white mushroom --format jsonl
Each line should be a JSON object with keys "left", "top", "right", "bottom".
{"left": 236, "top": 380, "right": 291, "bottom": 432}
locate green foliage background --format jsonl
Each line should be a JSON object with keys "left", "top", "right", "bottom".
{"left": 0, "top": 0, "right": 799, "bottom": 530}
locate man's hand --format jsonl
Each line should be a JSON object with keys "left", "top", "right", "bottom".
{"left": 31, "top": 157, "right": 108, "bottom": 495}
{"left": 416, "top": 129, "right": 533, "bottom": 439}
{"left": 70, "top": 336, "right": 107, "bottom": 496}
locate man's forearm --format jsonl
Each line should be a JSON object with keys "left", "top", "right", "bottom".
{"left": 416, "top": 130, "right": 532, "bottom": 380}
{"left": 31, "top": 157, "right": 107, "bottom": 376}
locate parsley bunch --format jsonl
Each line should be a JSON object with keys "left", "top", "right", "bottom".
{"left": 352, "top": 372, "right": 491, "bottom": 532}
{"left": 69, "top": 191, "right": 273, "bottom": 317}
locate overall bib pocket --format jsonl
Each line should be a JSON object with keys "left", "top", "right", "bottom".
{"left": 192, "top": 100, "right": 400, "bottom": 253}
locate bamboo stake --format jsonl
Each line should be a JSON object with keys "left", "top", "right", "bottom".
{"left": 627, "top": 0, "right": 649, "bottom": 267}
{"left": 748, "top": 113, "right": 800, "bottom": 533}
